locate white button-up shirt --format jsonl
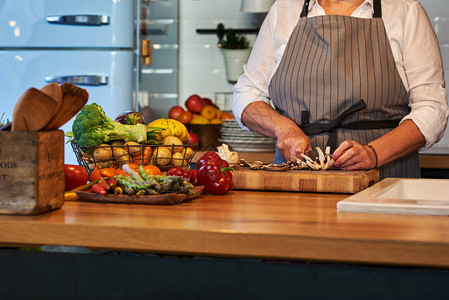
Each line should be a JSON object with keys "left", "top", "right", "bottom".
{"left": 232, "top": 0, "right": 448, "bottom": 149}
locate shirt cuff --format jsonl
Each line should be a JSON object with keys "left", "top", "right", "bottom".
{"left": 401, "top": 105, "right": 449, "bottom": 150}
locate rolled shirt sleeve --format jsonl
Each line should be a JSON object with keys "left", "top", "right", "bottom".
{"left": 397, "top": 3, "right": 449, "bottom": 149}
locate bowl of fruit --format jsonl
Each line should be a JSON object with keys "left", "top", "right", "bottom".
{"left": 167, "top": 94, "right": 235, "bottom": 151}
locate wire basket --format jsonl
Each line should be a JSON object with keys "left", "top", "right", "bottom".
{"left": 71, "top": 141, "right": 199, "bottom": 175}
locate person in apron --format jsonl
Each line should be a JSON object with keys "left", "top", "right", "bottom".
{"left": 232, "top": 0, "right": 448, "bottom": 179}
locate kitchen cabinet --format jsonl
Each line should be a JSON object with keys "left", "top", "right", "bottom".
{"left": 419, "top": 148, "right": 449, "bottom": 178}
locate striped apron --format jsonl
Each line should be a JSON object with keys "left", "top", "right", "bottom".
{"left": 268, "top": 0, "right": 420, "bottom": 179}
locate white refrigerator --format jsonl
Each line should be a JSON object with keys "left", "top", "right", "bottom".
{"left": 0, "top": 0, "right": 138, "bottom": 164}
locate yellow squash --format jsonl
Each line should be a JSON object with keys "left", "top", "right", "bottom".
{"left": 147, "top": 118, "right": 190, "bottom": 142}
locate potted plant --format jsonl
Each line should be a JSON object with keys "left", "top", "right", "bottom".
{"left": 220, "top": 29, "right": 251, "bottom": 83}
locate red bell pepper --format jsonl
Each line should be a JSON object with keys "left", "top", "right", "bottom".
{"left": 166, "top": 167, "right": 199, "bottom": 186}
{"left": 188, "top": 169, "right": 199, "bottom": 186}
{"left": 166, "top": 167, "right": 186, "bottom": 177}
{"left": 91, "top": 183, "right": 107, "bottom": 195}
{"left": 196, "top": 152, "right": 233, "bottom": 195}
{"left": 197, "top": 151, "right": 229, "bottom": 169}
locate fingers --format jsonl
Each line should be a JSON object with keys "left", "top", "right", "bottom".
{"left": 277, "top": 136, "right": 376, "bottom": 170}
{"left": 276, "top": 133, "right": 311, "bottom": 162}
{"left": 333, "top": 140, "right": 374, "bottom": 170}
{"left": 332, "top": 140, "right": 353, "bottom": 159}
{"left": 277, "top": 140, "right": 305, "bottom": 162}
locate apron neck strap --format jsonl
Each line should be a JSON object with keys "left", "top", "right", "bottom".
{"left": 373, "top": 0, "right": 382, "bottom": 18}
{"left": 300, "top": 0, "right": 311, "bottom": 18}
{"left": 300, "top": 0, "right": 382, "bottom": 18}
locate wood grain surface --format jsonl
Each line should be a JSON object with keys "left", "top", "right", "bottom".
{"left": 0, "top": 190, "right": 449, "bottom": 268}
{"left": 232, "top": 169, "right": 379, "bottom": 193}
{"left": 0, "top": 130, "right": 64, "bottom": 215}
{"left": 420, "top": 154, "right": 449, "bottom": 169}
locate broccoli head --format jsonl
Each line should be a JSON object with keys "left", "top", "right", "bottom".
{"left": 72, "top": 103, "right": 147, "bottom": 151}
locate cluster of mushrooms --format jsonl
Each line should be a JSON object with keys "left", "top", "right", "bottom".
{"left": 239, "top": 146, "right": 335, "bottom": 171}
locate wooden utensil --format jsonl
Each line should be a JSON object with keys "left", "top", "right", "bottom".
{"left": 40, "top": 82, "right": 63, "bottom": 103}
{"left": 11, "top": 88, "right": 59, "bottom": 132}
{"left": 44, "top": 82, "right": 89, "bottom": 130}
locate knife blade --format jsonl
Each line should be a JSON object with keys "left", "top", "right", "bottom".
{"left": 305, "top": 150, "right": 319, "bottom": 161}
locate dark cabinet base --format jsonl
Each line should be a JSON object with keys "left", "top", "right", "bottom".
{"left": 1, "top": 248, "right": 449, "bottom": 300}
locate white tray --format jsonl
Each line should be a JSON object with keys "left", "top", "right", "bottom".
{"left": 337, "top": 178, "right": 449, "bottom": 216}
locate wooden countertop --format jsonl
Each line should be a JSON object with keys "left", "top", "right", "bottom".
{"left": 419, "top": 154, "right": 449, "bottom": 169}
{"left": 1, "top": 190, "right": 449, "bottom": 268}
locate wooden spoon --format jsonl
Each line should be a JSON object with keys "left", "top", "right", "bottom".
{"left": 44, "top": 82, "right": 89, "bottom": 130}
{"left": 40, "top": 82, "right": 63, "bottom": 103}
{"left": 11, "top": 88, "right": 59, "bottom": 132}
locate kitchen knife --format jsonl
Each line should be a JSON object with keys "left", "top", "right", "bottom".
{"left": 305, "top": 149, "right": 319, "bottom": 161}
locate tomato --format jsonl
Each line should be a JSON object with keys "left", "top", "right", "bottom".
{"left": 114, "top": 163, "right": 139, "bottom": 177}
{"left": 100, "top": 167, "right": 116, "bottom": 178}
{"left": 115, "top": 168, "right": 128, "bottom": 176}
{"left": 127, "top": 163, "right": 140, "bottom": 173}
{"left": 143, "top": 165, "right": 162, "bottom": 175}
{"left": 89, "top": 167, "right": 102, "bottom": 182}
{"left": 64, "top": 164, "right": 89, "bottom": 191}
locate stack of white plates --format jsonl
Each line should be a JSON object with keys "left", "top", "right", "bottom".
{"left": 218, "top": 120, "right": 276, "bottom": 152}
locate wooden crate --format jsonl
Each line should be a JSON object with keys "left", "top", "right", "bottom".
{"left": 0, "top": 130, "right": 65, "bottom": 215}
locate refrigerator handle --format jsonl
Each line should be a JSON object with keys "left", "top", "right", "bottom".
{"left": 45, "top": 75, "right": 109, "bottom": 86}
{"left": 46, "top": 15, "right": 110, "bottom": 26}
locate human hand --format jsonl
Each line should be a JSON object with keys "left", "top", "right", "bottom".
{"left": 332, "top": 140, "right": 377, "bottom": 170}
{"left": 275, "top": 126, "right": 312, "bottom": 162}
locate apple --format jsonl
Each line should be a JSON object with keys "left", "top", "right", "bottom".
{"left": 185, "top": 94, "right": 205, "bottom": 114}
{"left": 168, "top": 105, "right": 185, "bottom": 120}
{"left": 202, "top": 97, "right": 213, "bottom": 106}
{"left": 177, "top": 110, "right": 193, "bottom": 124}
{"left": 187, "top": 131, "right": 200, "bottom": 146}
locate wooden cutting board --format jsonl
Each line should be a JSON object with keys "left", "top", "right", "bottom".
{"left": 232, "top": 169, "right": 379, "bottom": 194}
